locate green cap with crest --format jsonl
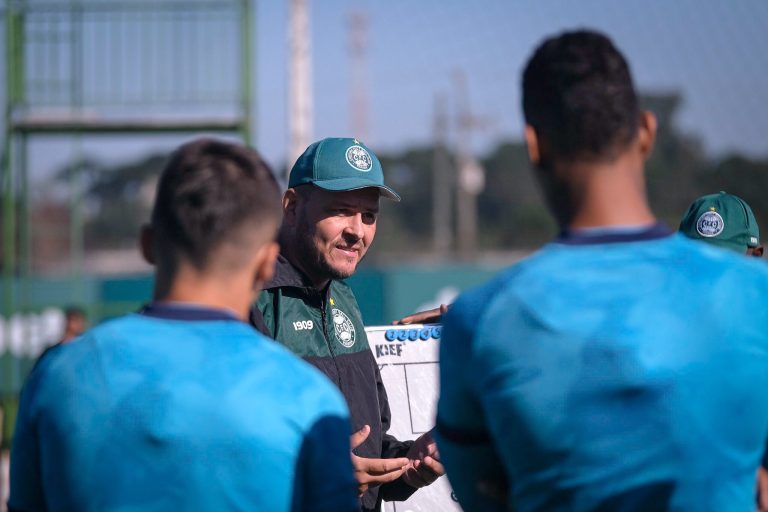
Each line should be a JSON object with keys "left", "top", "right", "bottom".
{"left": 288, "top": 137, "right": 400, "bottom": 201}
{"left": 678, "top": 191, "right": 760, "bottom": 253}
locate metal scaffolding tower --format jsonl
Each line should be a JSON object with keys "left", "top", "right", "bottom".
{"left": 1, "top": 0, "right": 255, "bottom": 393}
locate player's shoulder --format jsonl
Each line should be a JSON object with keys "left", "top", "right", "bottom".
{"left": 79, "top": 312, "right": 169, "bottom": 343}
{"left": 448, "top": 248, "right": 552, "bottom": 321}
{"left": 245, "top": 329, "right": 349, "bottom": 414}
{"left": 442, "top": 260, "right": 530, "bottom": 348}
{"left": 678, "top": 234, "right": 768, "bottom": 284}
{"left": 23, "top": 324, "right": 106, "bottom": 408}
{"left": 32, "top": 313, "right": 147, "bottom": 365}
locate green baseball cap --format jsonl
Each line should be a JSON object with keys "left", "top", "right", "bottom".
{"left": 288, "top": 137, "right": 401, "bottom": 201}
{"left": 678, "top": 191, "right": 760, "bottom": 253}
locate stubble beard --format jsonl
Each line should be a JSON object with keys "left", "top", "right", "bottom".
{"left": 294, "top": 218, "right": 359, "bottom": 283}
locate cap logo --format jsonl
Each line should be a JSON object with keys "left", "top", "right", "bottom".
{"left": 345, "top": 145, "right": 372, "bottom": 172}
{"left": 696, "top": 211, "right": 725, "bottom": 237}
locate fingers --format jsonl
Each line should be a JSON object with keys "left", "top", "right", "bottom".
{"left": 353, "top": 456, "right": 409, "bottom": 488}
{"left": 420, "top": 455, "right": 445, "bottom": 477}
{"left": 355, "top": 456, "right": 410, "bottom": 477}
{"left": 392, "top": 314, "right": 417, "bottom": 326}
{"left": 392, "top": 305, "right": 446, "bottom": 325}
{"left": 350, "top": 425, "right": 370, "bottom": 450}
{"left": 367, "top": 464, "right": 408, "bottom": 485}
{"left": 403, "top": 467, "right": 432, "bottom": 488}
{"left": 407, "top": 431, "right": 438, "bottom": 460}
{"left": 402, "top": 456, "right": 444, "bottom": 488}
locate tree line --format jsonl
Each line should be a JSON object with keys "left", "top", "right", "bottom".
{"left": 3, "top": 92, "right": 766, "bottom": 272}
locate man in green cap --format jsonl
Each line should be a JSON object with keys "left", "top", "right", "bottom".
{"left": 680, "top": 190, "right": 767, "bottom": 508}
{"left": 679, "top": 191, "right": 764, "bottom": 257}
{"left": 250, "top": 138, "right": 444, "bottom": 512}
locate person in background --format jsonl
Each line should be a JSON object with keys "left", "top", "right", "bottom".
{"left": 679, "top": 191, "right": 768, "bottom": 509}
{"left": 33, "top": 306, "right": 89, "bottom": 367}
{"left": 678, "top": 191, "right": 763, "bottom": 257}
{"left": 436, "top": 29, "right": 768, "bottom": 511}
{"left": 58, "top": 306, "right": 87, "bottom": 343}
{"left": 9, "top": 138, "right": 358, "bottom": 512}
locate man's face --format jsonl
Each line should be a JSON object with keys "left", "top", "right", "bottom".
{"left": 293, "top": 187, "right": 380, "bottom": 283}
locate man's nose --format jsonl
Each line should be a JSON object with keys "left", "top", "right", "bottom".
{"left": 343, "top": 213, "right": 364, "bottom": 239}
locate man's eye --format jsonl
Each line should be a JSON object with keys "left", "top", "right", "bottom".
{"left": 363, "top": 213, "right": 377, "bottom": 223}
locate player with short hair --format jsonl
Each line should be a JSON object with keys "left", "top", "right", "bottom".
{"left": 679, "top": 191, "right": 764, "bottom": 257}
{"left": 8, "top": 138, "right": 358, "bottom": 512}
{"left": 436, "top": 29, "right": 768, "bottom": 511}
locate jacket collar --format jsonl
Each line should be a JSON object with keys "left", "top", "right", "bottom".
{"left": 264, "top": 253, "right": 319, "bottom": 290}
{"left": 139, "top": 302, "right": 239, "bottom": 321}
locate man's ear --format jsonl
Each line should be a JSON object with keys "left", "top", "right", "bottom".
{"left": 638, "top": 110, "right": 657, "bottom": 160}
{"left": 252, "top": 241, "right": 280, "bottom": 292}
{"left": 524, "top": 125, "right": 541, "bottom": 167}
{"left": 139, "top": 224, "right": 156, "bottom": 265}
{"left": 282, "top": 188, "right": 299, "bottom": 227}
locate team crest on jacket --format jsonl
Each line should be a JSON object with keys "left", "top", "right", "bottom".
{"left": 332, "top": 308, "right": 356, "bottom": 347}
{"left": 345, "top": 145, "right": 372, "bottom": 172}
{"left": 696, "top": 210, "right": 724, "bottom": 237}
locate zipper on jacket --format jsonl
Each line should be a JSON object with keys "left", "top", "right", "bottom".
{"left": 320, "top": 288, "right": 345, "bottom": 393}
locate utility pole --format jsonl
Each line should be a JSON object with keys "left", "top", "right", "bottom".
{"left": 432, "top": 93, "right": 452, "bottom": 255}
{"left": 348, "top": 10, "right": 368, "bottom": 142}
{"left": 288, "top": 0, "right": 312, "bottom": 179}
{"left": 453, "top": 70, "right": 485, "bottom": 258}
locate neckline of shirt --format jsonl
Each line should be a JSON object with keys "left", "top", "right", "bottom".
{"left": 139, "top": 302, "right": 240, "bottom": 321}
{"left": 555, "top": 221, "right": 673, "bottom": 246}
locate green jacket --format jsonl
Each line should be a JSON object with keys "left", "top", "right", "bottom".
{"left": 251, "top": 255, "right": 416, "bottom": 511}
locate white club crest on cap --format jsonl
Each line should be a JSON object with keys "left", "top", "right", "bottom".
{"left": 345, "top": 145, "right": 372, "bottom": 172}
{"left": 696, "top": 211, "right": 725, "bottom": 237}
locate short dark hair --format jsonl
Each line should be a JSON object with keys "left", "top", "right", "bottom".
{"left": 522, "top": 30, "right": 640, "bottom": 162}
{"left": 150, "top": 138, "right": 281, "bottom": 270}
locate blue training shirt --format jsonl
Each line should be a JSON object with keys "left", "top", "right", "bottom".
{"left": 437, "top": 227, "right": 768, "bottom": 512}
{"left": 9, "top": 303, "right": 358, "bottom": 512}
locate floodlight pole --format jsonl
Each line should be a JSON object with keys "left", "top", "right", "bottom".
{"left": 432, "top": 94, "right": 453, "bottom": 255}
{"left": 288, "top": 0, "right": 312, "bottom": 179}
{"left": 240, "top": 0, "right": 253, "bottom": 145}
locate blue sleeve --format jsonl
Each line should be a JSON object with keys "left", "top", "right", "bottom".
{"left": 293, "top": 390, "right": 358, "bottom": 512}
{"left": 8, "top": 369, "right": 47, "bottom": 512}
{"left": 436, "top": 293, "right": 508, "bottom": 512}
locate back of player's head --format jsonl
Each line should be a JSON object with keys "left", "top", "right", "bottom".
{"left": 150, "top": 138, "right": 281, "bottom": 272}
{"left": 522, "top": 30, "right": 640, "bottom": 162}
